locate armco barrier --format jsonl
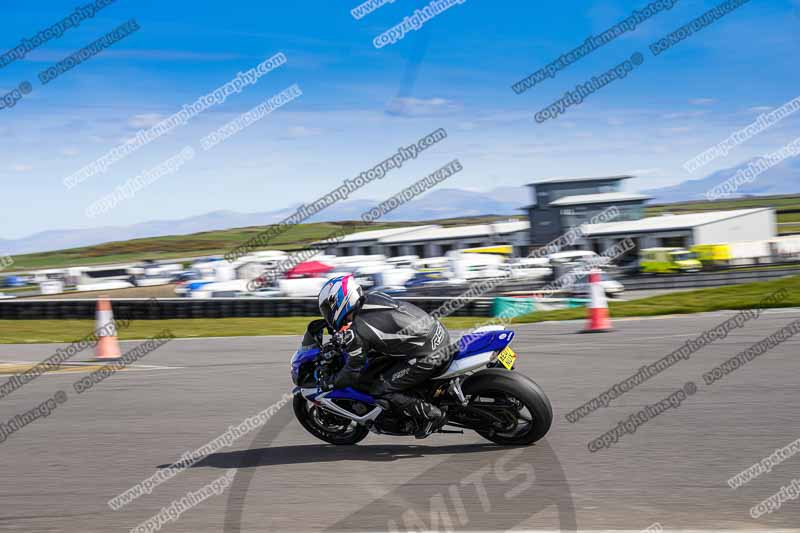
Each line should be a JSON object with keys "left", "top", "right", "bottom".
{"left": 453, "top": 267, "right": 799, "bottom": 295}
{"left": 620, "top": 268, "right": 800, "bottom": 291}
{"left": 0, "top": 297, "right": 494, "bottom": 320}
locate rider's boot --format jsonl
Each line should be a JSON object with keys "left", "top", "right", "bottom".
{"left": 401, "top": 398, "right": 446, "bottom": 439}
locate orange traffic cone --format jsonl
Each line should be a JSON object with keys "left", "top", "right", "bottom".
{"left": 93, "top": 296, "right": 121, "bottom": 360}
{"left": 582, "top": 270, "right": 613, "bottom": 333}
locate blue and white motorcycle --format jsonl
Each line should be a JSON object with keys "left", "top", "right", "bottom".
{"left": 291, "top": 321, "right": 552, "bottom": 445}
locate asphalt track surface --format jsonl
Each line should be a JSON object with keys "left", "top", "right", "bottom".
{"left": 1, "top": 310, "right": 800, "bottom": 532}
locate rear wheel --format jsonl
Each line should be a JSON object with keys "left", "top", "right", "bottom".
{"left": 460, "top": 369, "right": 552, "bottom": 446}
{"left": 293, "top": 395, "right": 369, "bottom": 445}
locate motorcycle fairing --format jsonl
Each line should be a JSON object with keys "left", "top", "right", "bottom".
{"left": 293, "top": 330, "right": 513, "bottom": 411}
{"left": 454, "top": 330, "right": 514, "bottom": 360}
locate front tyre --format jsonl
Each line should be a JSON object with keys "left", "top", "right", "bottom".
{"left": 293, "top": 395, "right": 369, "bottom": 445}
{"left": 461, "top": 369, "right": 553, "bottom": 446}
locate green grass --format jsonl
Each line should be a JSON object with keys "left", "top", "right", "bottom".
{"left": 645, "top": 195, "right": 800, "bottom": 236}
{"left": 646, "top": 194, "right": 800, "bottom": 215}
{"left": 512, "top": 274, "right": 800, "bottom": 324}
{"left": 5, "top": 216, "right": 523, "bottom": 271}
{"left": 6, "top": 222, "right": 398, "bottom": 270}
{"left": 0, "top": 316, "right": 486, "bottom": 344}
{"left": 0, "top": 317, "right": 317, "bottom": 344}
{"left": 2, "top": 276, "right": 799, "bottom": 343}
{"left": 647, "top": 195, "right": 800, "bottom": 236}
{"left": 779, "top": 224, "right": 800, "bottom": 235}
{"left": 0, "top": 286, "right": 40, "bottom": 295}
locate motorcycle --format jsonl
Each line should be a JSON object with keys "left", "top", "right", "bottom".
{"left": 290, "top": 320, "right": 552, "bottom": 445}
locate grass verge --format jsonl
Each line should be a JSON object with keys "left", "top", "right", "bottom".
{"left": 0, "top": 316, "right": 486, "bottom": 344}
{"left": 513, "top": 274, "right": 800, "bottom": 324}
{"left": 1, "top": 275, "right": 798, "bottom": 343}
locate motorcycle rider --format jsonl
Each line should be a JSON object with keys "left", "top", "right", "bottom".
{"left": 316, "top": 274, "right": 453, "bottom": 438}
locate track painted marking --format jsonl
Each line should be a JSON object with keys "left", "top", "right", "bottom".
{"left": 0, "top": 361, "right": 182, "bottom": 376}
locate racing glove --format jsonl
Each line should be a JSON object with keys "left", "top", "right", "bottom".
{"left": 331, "top": 328, "right": 366, "bottom": 370}
{"left": 318, "top": 329, "right": 366, "bottom": 390}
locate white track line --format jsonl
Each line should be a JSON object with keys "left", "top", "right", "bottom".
{"left": 0, "top": 360, "right": 183, "bottom": 378}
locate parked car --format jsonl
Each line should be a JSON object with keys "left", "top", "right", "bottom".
{"left": 568, "top": 272, "right": 625, "bottom": 298}
{"left": 368, "top": 285, "right": 407, "bottom": 296}
{"left": 502, "top": 258, "right": 552, "bottom": 281}
{"left": 174, "top": 280, "right": 214, "bottom": 297}
{"left": 404, "top": 271, "right": 450, "bottom": 289}
{"left": 547, "top": 250, "right": 601, "bottom": 266}
{"left": 2, "top": 275, "right": 26, "bottom": 288}
{"left": 171, "top": 270, "right": 201, "bottom": 283}
{"left": 240, "top": 286, "right": 283, "bottom": 298}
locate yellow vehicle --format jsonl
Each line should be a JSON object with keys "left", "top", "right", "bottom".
{"left": 691, "top": 244, "right": 732, "bottom": 268}
{"left": 691, "top": 241, "right": 773, "bottom": 267}
{"left": 640, "top": 248, "right": 702, "bottom": 274}
{"left": 461, "top": 244, "right": 513, "bottom": 255}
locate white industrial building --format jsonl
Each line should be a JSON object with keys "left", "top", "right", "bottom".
{"left": 321, "top": 220, "right": 529, "bottom": 258}
{"left": 582, "top": 208, "right": 777, "bottom": 255}
{"left": 326, "top": 226, "right": 437, "bottom": 257}
{"left": 318, "top": 200, "right": 776, "bottom": 261}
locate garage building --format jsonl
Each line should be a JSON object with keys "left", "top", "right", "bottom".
{"left": 321, "top": 220, "right": 529, "bottom": 258}
{"left": 581, "top": 208, "right": 777, "bottom": 259}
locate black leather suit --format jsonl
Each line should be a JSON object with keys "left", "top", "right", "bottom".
{"left": 330, "top": 291, "right": 453, "bottom": 412}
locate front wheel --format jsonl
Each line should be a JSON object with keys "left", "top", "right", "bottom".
{"left": 293, "top": 395, "right": 369, "bottom": 445}
{"left": 460, "top": 369, "right": 553, "bottom": 446}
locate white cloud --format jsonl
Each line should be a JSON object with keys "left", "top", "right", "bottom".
{"left": 689, "top": 98, "right": 716, "bottom": 106}
{"left": 625, "top": 167, "right": 662, "bottom": 176}
{"left": 385, "top": 97, "right": 461, "bottom": 117}
{"left": 285, "top": 126, "right": 322, "bottom": 138}
{"left": 11, "top": 164, "right": 32, "bottom": 172}
{"left": 128, "top": 113, "right": 165, "bottom": 129}
{"left": 662, "top": 110, "right": 708, "bottom": 119}
{"left": 59, "top": 147, "right": 79, "bottom": 157}
{"left": 748, "top": 105, "right": 773, "bottom": 113}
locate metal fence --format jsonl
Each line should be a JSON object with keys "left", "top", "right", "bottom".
{"left": 620, "top": 267, "right": 800, "bottom": 290}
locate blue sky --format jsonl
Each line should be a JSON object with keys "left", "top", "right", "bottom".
{"left": 2, "top": 0, "right": 799, "bottom": 239}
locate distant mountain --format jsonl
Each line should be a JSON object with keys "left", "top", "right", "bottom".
{"left": 6, "top": 155, "right": 800, "bottom": 256}
{"left": 643, "top": 156, "right": 800, "bottom": 204}
{"left": 369, "top": 187, "right": 527, "bottom": 220}
{"left": 0, "top": 186, "right": 529, "bottom": 255}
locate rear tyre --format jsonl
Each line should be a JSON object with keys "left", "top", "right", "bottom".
{"left": 293, "top": 395, "right": 369, "bottom": 445}
{"left": 461, "top": 369, "right": 553, "bottom": 446}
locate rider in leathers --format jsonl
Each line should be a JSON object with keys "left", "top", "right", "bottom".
{"left": 317, "top": 275, "right": 452, "bottom": 438}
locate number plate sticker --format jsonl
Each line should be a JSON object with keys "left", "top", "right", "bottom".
{"left": 497, "top": 347, "right": 517, "bottom": 370}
